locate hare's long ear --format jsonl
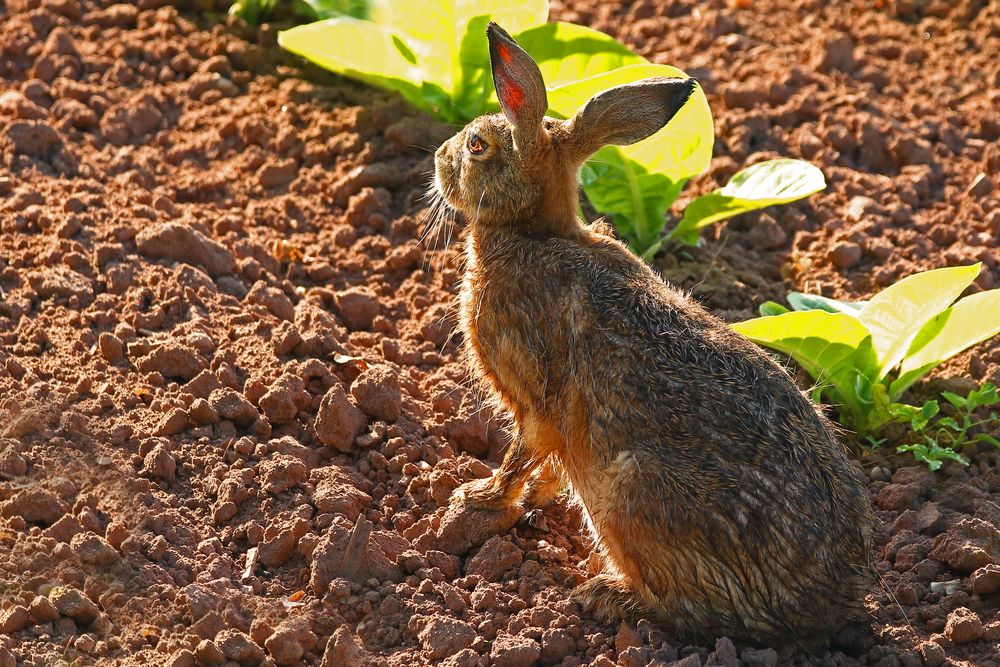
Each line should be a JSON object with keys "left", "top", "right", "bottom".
{"left": 566, "top": 77, "right": 696, "bottom": 163}
{"left": 487, "top": 22, "right": 547, "bottom": 156}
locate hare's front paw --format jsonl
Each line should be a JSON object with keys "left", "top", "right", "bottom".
{"left": 451, "top": 476, "right": 519, "bottom": 511}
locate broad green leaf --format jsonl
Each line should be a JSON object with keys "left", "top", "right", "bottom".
{"left": 670, "top": 159, "right": 826, "bottom": 245}
{"left": 516, "top": 22, "right": 644, "bottom": 86}
{"left": 759, "top": 301, "right": 789, "bottom": 316}
{"left": 860, "top": 264, "right": 981, "bottom": 380}
{"left": 279, "top": 1, "right": 547, "bottom": 122}
{"left": 890, "top": 288, "right": 1000, "bottom": 397}
{"left": 787, "top": 292, "right": 866, "bottom": 315}
{"left": 732, "top": 310, "right": 879, "bottom": 429}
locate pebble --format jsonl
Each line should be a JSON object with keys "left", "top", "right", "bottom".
{"left": 136, "top": 343, "right": 207, "bottom": 382}
{"left": 417, "top": 617, "right": 477, "bottom": 661}
{"left": 49, "top": 586, "right": 99, "bottom": 624}
{"left": 144, "top": 443, "right": 177, "bottom": 481}
{"left": 135, "top": 222, "right": 236, "bottom": 277}
{"left": 320, "top": 626, "right": 369, "bottom": 667}
{"left": 0, "top": 606, "right": 29, "bottom": 634}
{"left": 1, "top": 487, "right": 68, "bottom": 525}
{"left": 464, "top": 536, "right": 523, "bottom": 582}
{"left": 1, "top": 119, "right": 63, "bottom": 156}
{"left": 351, "top": 365, "right": 402, "bottom": 422}
{"left": 830, "top": 241, "right": 863, "bottom": 269}
{"left": 333, "top": 287, "right": 379, "bottom": 331}
{"left": 215, "top": 629, "right": 265, "bottom": 663}
{"left": 28, "top": 595, "right": 61, "bottom": 624}
{"left": 97, "top": 332, "right": 125, "bottom": 364}
{"left": 969, "top": 564, "right": 1000, "bottom": 594}
{"left": 944, "top": 607, "right": 984, "bottom": 644}
{"left": 246, "top": 281, "right": 295, "bottom": 322}
{"left": 71, "top": 531, "right": 120, "bottom": 567}
{"left": 490, "top": 632, "right": 541, "bottom": 667}
{"left": 314, "top": 384, "right": 367, "bottom": 452}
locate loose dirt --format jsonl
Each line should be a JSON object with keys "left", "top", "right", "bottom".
{"left": 0, "top": 0, "right": 998, "bottom": 665}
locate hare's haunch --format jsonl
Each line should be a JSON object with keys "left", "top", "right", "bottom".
{"left": 434, "top": 22, "right": 874, "bottom": 645}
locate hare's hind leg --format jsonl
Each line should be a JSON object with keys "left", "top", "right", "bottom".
{"left": 454, "top": 435, "right": 544, "bottom": 511}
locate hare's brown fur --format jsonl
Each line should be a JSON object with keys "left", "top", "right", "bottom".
{"left": 436, "top": 23, "right": 875, "bottom": 645}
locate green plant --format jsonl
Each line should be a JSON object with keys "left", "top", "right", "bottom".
{"left": 277, "top": 0, "right": 824, "bottom": 257}
{"left": 889, "top": 383, "right": 999, "bottom": 470}
{"left": 229, "top": 0, "right": 366, "bottom": 26}
{"left": 732, "top": 264, "right": 1000, "bottom": 436}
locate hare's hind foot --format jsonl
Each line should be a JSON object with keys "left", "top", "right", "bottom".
{"left": 573, "top": 573, "right": 650, "bottom": 623}
{"left": 451, "top": 437, "right": 546, "bottom": 511}
{"left": 522, "top": 456, "right": 565, "bottom": 508}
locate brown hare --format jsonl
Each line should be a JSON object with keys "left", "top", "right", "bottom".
{"left": 433, "top": 22, "right": 874, "bottom": 645}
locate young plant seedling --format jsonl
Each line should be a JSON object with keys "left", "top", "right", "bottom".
{"left": 277, "top": 0, "right": 823, "bottom": 258}
{"left": 733, "top": 264, "right": 1000, "bottom": 436}
{"left": 889, "top": 383, "right": 1000, "bottom": 470}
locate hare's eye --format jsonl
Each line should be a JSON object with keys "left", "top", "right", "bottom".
{"left": 466, "top": 132, "right": 487, "bottom": 155}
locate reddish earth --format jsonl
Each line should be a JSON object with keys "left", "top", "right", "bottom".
{"left": 1, "top": 0, "right": 999, "bottom": 665}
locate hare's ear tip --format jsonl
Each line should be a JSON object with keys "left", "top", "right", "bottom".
{"left": 486, "top": 22, "right": 512, "bottom": 41}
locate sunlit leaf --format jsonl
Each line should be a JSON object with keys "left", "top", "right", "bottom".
{"left": 670, "top": 159, "right": 825, "bottom": 245}
{"left": 890, "top": 286, "right": 1000, "bottom": 396}
{"left": 859, "top": 264, "right": 980, "bottom": 380}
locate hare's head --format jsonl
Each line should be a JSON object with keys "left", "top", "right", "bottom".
{"left": 434, "top": 22, "right": 696, "bottom": 234}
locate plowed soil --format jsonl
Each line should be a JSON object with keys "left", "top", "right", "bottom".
{"left": 1, "top": 0, "right": 999, "bottom": 666}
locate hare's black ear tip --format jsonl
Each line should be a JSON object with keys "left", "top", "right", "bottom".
{"left": 486, "top": 21, "right": 514, "bottom": 42}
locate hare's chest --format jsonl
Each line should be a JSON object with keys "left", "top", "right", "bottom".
{"left": 459, "top": 276, "right": 545, "bottom": 415}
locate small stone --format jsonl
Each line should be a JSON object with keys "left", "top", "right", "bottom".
{"left": 209, "top": 388, "right": 259, "bottom": 427}
{"left": 418, "top": 617, "right": 477, "bottom": 661}
{"left": 615, "top": 622, "right": 641, "bottom": 656}
{"left": 944, "top": 607, "right": 984, "bottom": 644}
{"left": 155, "top": 408, "right": 188, "bottom": 437}
{"left": 29, "top": 595, "right": 61, "bottom": 624}
{"left": 195, "top": 639, "right": 225, "bottom": 666}
{"left": 464, "top": 536, "right": 523, "bottom": 582}
{"left": 144, "top": 443, "right": 177, "bottom": 481}
{"left": 98, "top": 332, "right": 125, "bottom": 364}
{"left": 830, "top": 241, "right": 862, "bottom": 269}
{"left": 49, "top": 586, "right": 99, "bottom": 624}
{"left": 137, "top": 343, "right": 207, "bottom": 382}
{"left": 351, "top": 365, "right": 402, "bottom": 422}
{"left": 333, "top": 287, "right": 379, "bottom": 331}
{"left": 258, "top": 159, "right": 298, "bottom": 188}
{"left": 215, "top": 629, "right": 265, "bottom": 664}
{"left": 314, "top": 384, "right": 367, "bottom": 452}
{"left": 0, "top": 605, "right": 29, "bottom": 634}
{"left": 321, "top": 625, "right": 369, "bottom": 667}
{"left": 189, "top": 398, "right": 220, "bottom": 425}
{"left": 740, "top": 647, "right": 778, "bottom": 667}
{"left": 166, "top": 648, "right": 196, "bottom": 667}
{"left": 540, "top": 628, "right": 576, "bottom": 665}
{"left": 71, "top": 531, "right": 120, "bottom": 567}
{"left": 246, "top": 281, "right": 295, "bottom": 322}
{"left": 706, "top": 637, "right": 739, "bottom": 667}
{"left": 969, "top": 564, "right": 1000, "bottom": 594}
{"left": 1, "top": 487, "right": 68, "bottom": 525}
{"left": 135, "top": 222, "right": 236, "bottom": 277}
{"left": 260, "top": 454, "right": 308, "bottom": 494}
{"left": 258, "top": 529, "right": 296, "bottom": 567}
{"left": 490, "top": 632, "right": 541, "bottom": 667}
{"left": 917, "top": 641, "right": 946, "bottom": 667}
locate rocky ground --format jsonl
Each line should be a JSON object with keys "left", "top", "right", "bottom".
{"left": 0, "top": 0, "right": 998, "bottom": 665}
